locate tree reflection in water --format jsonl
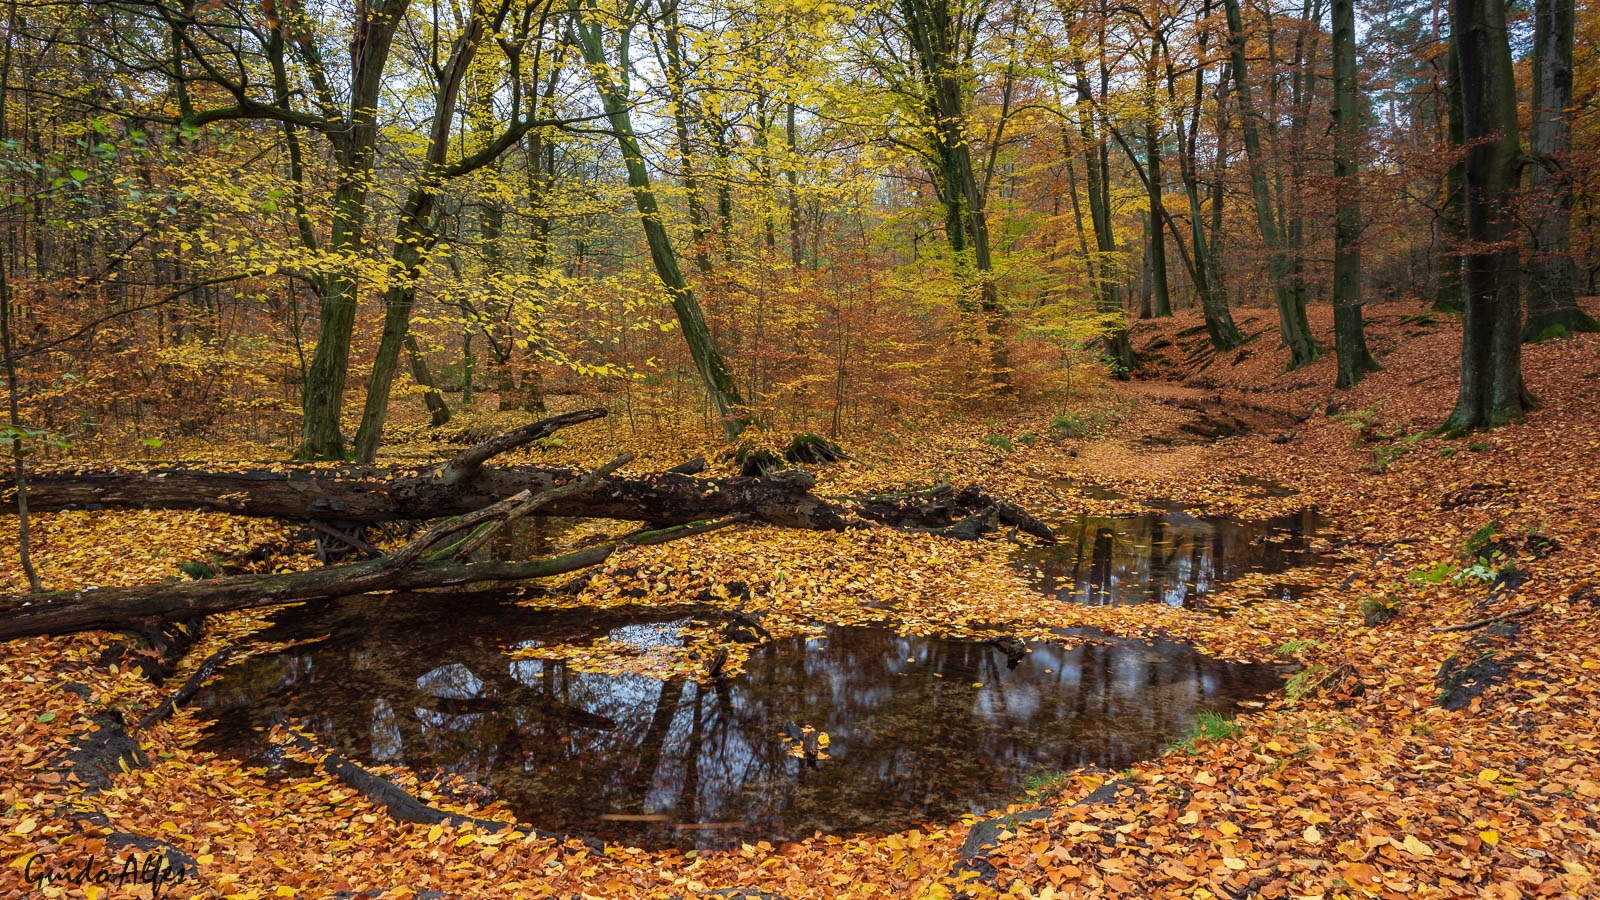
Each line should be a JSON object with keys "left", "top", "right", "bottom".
{"left": 197, "top": 594, "right": 1291, "bottom": 848}
{"left": 1015, "top": 507, "right": 1328, "bottom": 607}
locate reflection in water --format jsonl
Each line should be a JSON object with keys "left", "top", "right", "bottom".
{"left": 196, "top": 595, "right": 1291, "bottom": 848}
{"left": 1014, "top": 507, "right": 1327, "bottom": 608}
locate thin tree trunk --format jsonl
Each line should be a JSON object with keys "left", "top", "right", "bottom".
{"left": 572, "top": 6, "right": 748, "bottom": 439}
{"left": 1223, "top": 0, "right": 1317, "bottom": 369}
{"left": 787, "top": 101, "right": 803, "bottom": 270}
{"left": 1144, "top": 42, "right": 1171, "bottom": 318}
{"left": 659, "top": 3, "right": 714, "bottom": 276}
{"left": 1071, "top": 63, "right": 1132, "bottom": 373}
{"left": 0, "top": 0, "right": 41, "bottom": 592}
{"left": 405, "top": 335, "right": 451, "bottom": 426}
{"left": 1163, "top": 12, "right": 1241, "bottom": 349}
{"left": 1435, "top": 38, "right": 1466, "bottom": 312}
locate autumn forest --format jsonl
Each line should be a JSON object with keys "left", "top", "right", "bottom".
{"left": 2, "top": 0, "right": 1599, "bottom": 897}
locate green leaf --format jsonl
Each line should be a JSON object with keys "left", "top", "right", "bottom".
{"left": 37, "top": 712, "right": 56, "bottom": 724}
{"left": 69, "top": 169, "right": 89, "bottom": 182}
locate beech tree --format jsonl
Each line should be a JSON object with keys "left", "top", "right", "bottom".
{"left": 570, "top": 0, "right": 749, "bottom": 439}
{"left": 1330, "top": 0, "right": 1377, "bottom": 389}
{"left": 1223, "top": 0, "right": 1317, "bottom": 370}
{"left": 1523, "top": 0, "right": 1599, "bottom": 340}
{"left": 1445, "top": 0, "right": 1529, "bottom": 430}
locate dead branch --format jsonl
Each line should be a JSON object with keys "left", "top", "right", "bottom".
{"left": 1430, "top": 604, "right": 1541, "bottom": 633}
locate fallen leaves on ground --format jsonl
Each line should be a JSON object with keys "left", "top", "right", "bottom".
{"left": 4, "top": 303, "right": 1600, "bottom": 898}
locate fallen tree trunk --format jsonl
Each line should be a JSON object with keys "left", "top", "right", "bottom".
{"left": 0, "top": 516, "right": 738, "bottom": 642}
{"left": 2, "top": 410, "right": 1056, "bottom": 642}
{"left": 0, "top": 454, "right": 742, "bottom": 641}
{"left": 9, "top": 409, "right": 1054, "bottom": 540}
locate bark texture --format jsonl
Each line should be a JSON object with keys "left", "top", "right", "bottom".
{"left": 1331, "top": 0, "right": 1378, "bottom": 389}
{"left": 1523, "top": 0, "right": 1599, "bottom": 340}
{"left": 1446, "top": 0, "right": 1529, "bottom": 429}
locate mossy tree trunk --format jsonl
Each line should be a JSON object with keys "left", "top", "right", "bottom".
{"left": 1330, "top": 0, "right": 1378, "bottom": 389}
{"left": 294, "top": 0, "right": 409, "bottom": 461}
{"left": 1523, "top": 0, "right": 1598, "bottom": 340}
{"left": 1445, "top": 0, "right": 1531, "bottom": 429}
{"left": 1144, "top": 41, "right": 1172, "bottom": 319}
{"left": 571, "top": 1, "right": 748, "bottom": 440}
{"left": 351, "top": 15, "right": 485, "bottom": 464}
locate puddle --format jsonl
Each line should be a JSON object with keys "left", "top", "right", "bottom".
{"left": 195, "top": 594, "right": 1291, "bottom": 849}
{"left": 1015, "top": 508, "right": 1327, "bottom": 607}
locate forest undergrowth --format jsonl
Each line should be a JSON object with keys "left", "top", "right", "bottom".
{"left": 2, "top": 303, "right": 1598, "bottom": 899}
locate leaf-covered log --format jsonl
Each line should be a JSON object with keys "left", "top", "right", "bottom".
{"left": 9, "top": 409, "right": 1054, "bottom": 540}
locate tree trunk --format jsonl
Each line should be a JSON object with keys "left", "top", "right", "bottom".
{"left": 0, "top": 487, "right": 739, "bottom": 642}
{"left": 1223, "top": 0, "right": 1318, "bottom": 370}
{"left": 659, "top": 3, "right": 714, "bottom": 277}
{"left": 352, "top": 192, "right": 437, "bottom": 463}
{"left": 1072, "top": 64, "right": 1132, "bottom": 374}
{"left": 1445, "top": 0, "right": 1530, "bottom": 430}
{"left": 16, "top": 410, "right": 1055, "bottom": 544}
{"left": 350, "top": 16, "right": 482, "bottom": 464}
{"left": 1167, "top": 27, "right": 1240, "bottom": 350}
{"left": 899, "top": 0, "right": 1010, "bottom": 388}
{"left": 1434, "top": 38, "right": 1466, "bottom": 313}
{"left": 1523, "top": 0, "right": 1598, "bottom": 340}
{"left": 0, "top": 17, "right": 41, "bottom": 592}
{"left": 1137, "top": 209, "right": 1154, "bottom": 319}
{"left": 404, "top": 335, "right": 451, "bottom": 427}
{"left": 1144, "top": 45, "right": 1172, "bottom": 318}
{"left": 295, "top": 0, "right": 409, "bottom": 461}
{"left": 1331, "top": 0, "right": 1378, "bottom": 389}
{"left": 572, "top": 10, "right": 748, "bottom": 440}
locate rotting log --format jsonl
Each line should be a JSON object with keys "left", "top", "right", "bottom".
{"left": 0, "top": 453, "right": 740, "bottom": 641}
{"left": 9, "top": 408, "right": 1053, "bottom": 540}
{"left": 0, "top": 516, "right": 739, "bottom": 642}
{"left": 2, "top": 410, "right": 1055, "bottom": 642}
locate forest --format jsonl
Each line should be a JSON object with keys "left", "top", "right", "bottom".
{"left": 1, "top": 0, "right": 1598, "bottom": 897}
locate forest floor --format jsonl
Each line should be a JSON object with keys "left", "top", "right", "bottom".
{"left": 3, "top": 301, "right": 1600, "bottom": 899}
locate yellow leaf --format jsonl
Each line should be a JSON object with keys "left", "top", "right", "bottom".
{"left": 1303, "top": 825, "right": 1323, "bottom": 844}
{"left": 1479, "top": 829, "right": 1499, "bottom": 846}
{"left": 1478, "top": 768, "right": 1501, "bottom": 784}
{"left": 1177, "top": 810, "right": 1199, "bottom": 825}
{"left": 1562, "top": 860, "right": 1590, "bottom": 877}
{"left": 1401, "top": 835, "right": 1434, "bottom": 857}
{"left": 428, "top": 824, "right": 444, "bottom": 843}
